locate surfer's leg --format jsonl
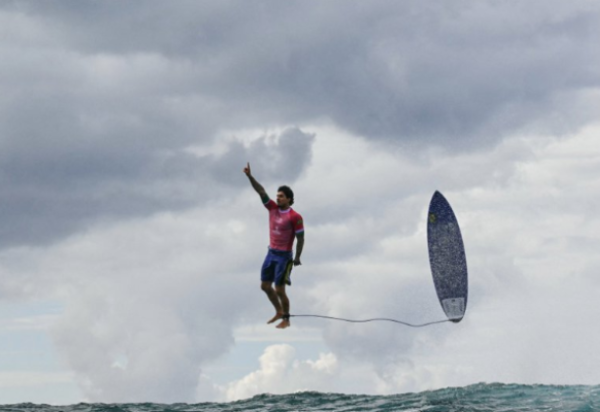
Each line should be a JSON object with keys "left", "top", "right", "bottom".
{"left": 275, "top": 285, "right": 290, "bottom": 329}
{"left": 262, "top": 281, "right": 283, "bottom": 323}
{"left": 261, "top": 251, "right": 283, "bottom": 323}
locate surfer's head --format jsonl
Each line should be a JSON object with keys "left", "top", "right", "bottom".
{"left": 277, "top": 185, "right": 294, "bottom": 208}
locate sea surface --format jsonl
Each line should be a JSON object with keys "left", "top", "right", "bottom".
{"left": 2, "top": 383, "right": 600, "bottom": 412}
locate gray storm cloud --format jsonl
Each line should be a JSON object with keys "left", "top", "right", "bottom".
{"left": 8, "top": 0, "right": 599, "bottom": 141}
{"left": 0, "top": 124, "right": 314, "bottom": 248}
{"left": 2, "top": 1, "right": 599, "bottom": 249}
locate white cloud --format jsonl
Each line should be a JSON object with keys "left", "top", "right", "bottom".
{"left": 221, "top": 344, "right": 338, "bottom": 401}
{"left": 233, "top": 324, "right": 323, "bottom": 343}
{"left": 0, "top": 198, "right": 268, "bottom": 402}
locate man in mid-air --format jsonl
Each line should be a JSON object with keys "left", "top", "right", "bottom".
{"left": 244, "top": 162, "right": 304, "bottom": 329}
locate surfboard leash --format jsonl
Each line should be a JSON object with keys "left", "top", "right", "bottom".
{"left": 290, "top": 314, "right": 453, "bottom": 328}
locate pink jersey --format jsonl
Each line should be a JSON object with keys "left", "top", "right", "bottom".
{"left": 264, "top": 199, "right": 304, "bottom": 252}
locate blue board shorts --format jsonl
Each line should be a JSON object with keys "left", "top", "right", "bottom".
{"left": 261, "top": 248, "right": 294, "bottom": 286}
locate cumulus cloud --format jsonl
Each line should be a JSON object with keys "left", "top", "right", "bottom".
{"left": 222, "top": 344, "right": 338, "bottom": 401}
{"left": 0, "top": 195, "right": 265, "bottom": 401}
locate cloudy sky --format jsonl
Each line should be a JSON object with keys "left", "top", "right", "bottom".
{"left": 1, "top": 0, "right": 600, "bottom": 405}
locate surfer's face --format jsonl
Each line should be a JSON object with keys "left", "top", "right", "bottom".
{"left": 276, "top": 191, "right": 291, "bottom": 208}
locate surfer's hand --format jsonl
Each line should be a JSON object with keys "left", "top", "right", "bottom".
{"left": 243, "top": 162, "right": 252, "bottom": 176}
{"left": 293, "top": 257, "right": 301, "bottom": 266}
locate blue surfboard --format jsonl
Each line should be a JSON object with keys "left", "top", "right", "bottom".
{"left": 427, "top": 191, "right": 468, "bottom": 322}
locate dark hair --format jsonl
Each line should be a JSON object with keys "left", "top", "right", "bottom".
{"left": 277, "top": 185, "right": 294, "bottom": 206}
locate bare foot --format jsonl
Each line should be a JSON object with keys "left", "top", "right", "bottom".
{"left": 276, "top": 319, "right": 290, "bottom": 329}
{"left": 267, "top": 313, "right": 284, "bottom": 324}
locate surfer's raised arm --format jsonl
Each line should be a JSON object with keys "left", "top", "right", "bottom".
{"left": 243, "top": 162, "right": 269, "bottom": 203}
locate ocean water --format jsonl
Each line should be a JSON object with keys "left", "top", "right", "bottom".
{"left": 3, "top": 383, "right": 600, "bottom": 412}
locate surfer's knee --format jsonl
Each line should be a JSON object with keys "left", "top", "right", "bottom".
{"left": 261, "top": 282, "right": 272, "bottom": 293}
